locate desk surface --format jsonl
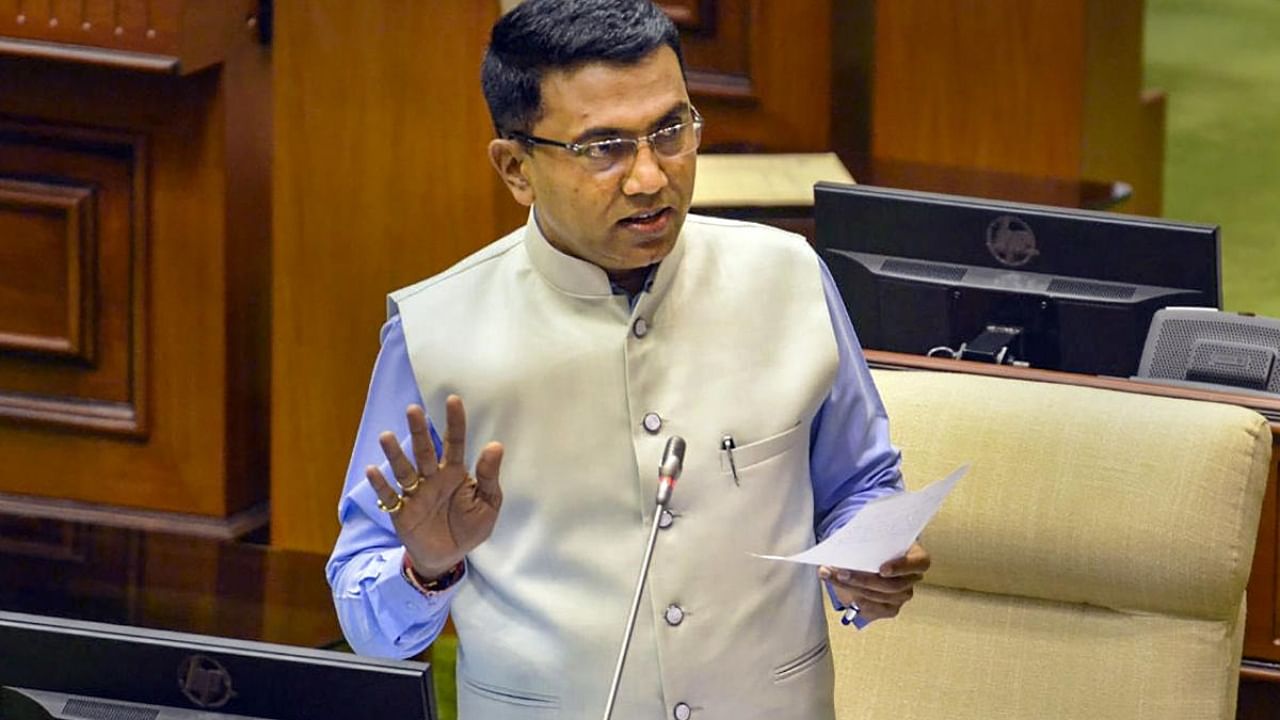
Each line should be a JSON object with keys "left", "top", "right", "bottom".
{"left": 0, "top": 517, "right": 341, "bottom": 650}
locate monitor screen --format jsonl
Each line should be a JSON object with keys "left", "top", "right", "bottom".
{"left": 814, "top": 183, "right": 1221, "bottom": 377}
{"left": 0, "top": 611, "right": 435, "bottom": 720}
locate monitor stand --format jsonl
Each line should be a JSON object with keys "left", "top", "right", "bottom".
{"left": 959, "top": 325, "right": 1026, "bottom": 366}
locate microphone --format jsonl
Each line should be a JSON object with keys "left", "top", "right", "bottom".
{"left": 602, "top": 436, "right": 687, "bottom": 720}
{"left": 655, "top": 436, "right": 686, "bottom": 507}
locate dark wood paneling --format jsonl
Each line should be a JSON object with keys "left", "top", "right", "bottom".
{"left": 658, "top": 0, "right": 713, "bottom": 31}
{"left": 0, "top": 178, "right": 95, "bottom": 361}
{"left": 680, "top": 0, "right": 834, "bottom": 152}
{"left": 868, "top": 0, "right": 1162, "bottom": 214}
{"left": 0, "top": 0, "right": 249, "bottom": 74}
{"left": 0, "top": 121, "right": 146, "bottom": 435}
{"left": 0, "top": 0, "right": 269, "bottom": 524}
{"left": 270, "top": 0, "right": 510, "bottom": 552}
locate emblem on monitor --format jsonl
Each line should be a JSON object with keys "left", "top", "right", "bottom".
{"left": 178, "top": 654, "right": 235, "bottom": 709}
{"left": 986, "top": 215, "right": 1040, "bottom": 267}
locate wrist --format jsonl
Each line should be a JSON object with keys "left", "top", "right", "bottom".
{"left": 402, "top": 554, "right": 464, "bottom": 597}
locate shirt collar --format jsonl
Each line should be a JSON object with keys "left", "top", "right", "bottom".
{"left": 522, "top": 206, "right": 687, "bottom": 306}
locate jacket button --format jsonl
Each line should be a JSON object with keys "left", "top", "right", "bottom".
{"left": 664, "top": 604, "right": 685, "bottom": 626}
{"left": 633, "top": 317, "right": 649, "bottom": 338}
{"left": 658, "top": 509, "right": 674, "bottom": 529}
{"left": 642, "top": 412, "right": 662, "bottom": 434}
{"left": 673, "top": 702, "right": 692, "bottom": 720}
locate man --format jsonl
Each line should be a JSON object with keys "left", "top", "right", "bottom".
{"left": 326, "top": 1, "right": 929, "bottom": 717}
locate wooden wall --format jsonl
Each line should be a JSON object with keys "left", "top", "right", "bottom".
{"left": 270, "top": 1, "right": 516, "bottom": 552}
{"left": 0, "top": 0, "right": 270, "bottom": 534}
{"left": 869, "top": 0, "right": 1164, "bottom": 215}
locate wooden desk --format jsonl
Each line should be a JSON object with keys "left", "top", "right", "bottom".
{"left": 0, "top": 517, "right": 339, "bottom": 650}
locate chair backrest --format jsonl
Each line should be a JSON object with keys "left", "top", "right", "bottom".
{"left": 830, "top": 370, "right": 1271, "bottom": 720}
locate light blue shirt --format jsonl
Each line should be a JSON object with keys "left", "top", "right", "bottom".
{"left": 326, "top": 258, "right": 902, "bottom": 658}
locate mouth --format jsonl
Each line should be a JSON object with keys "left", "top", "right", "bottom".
{"left": 617, "top": 207, "right": 673, "bottom": 236}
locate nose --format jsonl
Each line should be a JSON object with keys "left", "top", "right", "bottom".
{"left": 621, "top": 142, "right": 669, "bottom": 196}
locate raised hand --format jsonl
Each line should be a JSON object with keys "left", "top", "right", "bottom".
{"left": 365, "top": 395, "right": 504, "bottom": 578}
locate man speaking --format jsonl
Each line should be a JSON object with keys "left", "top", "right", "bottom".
{"left": 326, "top": 1, "right": 929, "bottom": 717}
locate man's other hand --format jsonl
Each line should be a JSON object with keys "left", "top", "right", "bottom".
{"left": 365, "top": 395, "right": 504, "bottom": 579}
{"left": 819, "top": 542, "right": 931, "bottom": 622}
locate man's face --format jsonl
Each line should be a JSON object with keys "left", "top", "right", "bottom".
{"left": 494, "top": 46, "right": 696, "bottom": 274}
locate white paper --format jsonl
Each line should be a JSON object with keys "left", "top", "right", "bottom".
{"left": 754, "top": 465, "right": 967, "bottom": 572}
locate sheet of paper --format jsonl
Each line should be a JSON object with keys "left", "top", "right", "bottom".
{"left": 755, "top": 465, "right": 967, "bottom": 572}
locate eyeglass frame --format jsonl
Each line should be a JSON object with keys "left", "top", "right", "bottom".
{"left": 504, "top": 106, "right": 704, "bottom": 173}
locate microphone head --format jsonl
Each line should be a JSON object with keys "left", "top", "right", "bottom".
{"left": 659, "top": 436, "right": 687, "bottom": 481}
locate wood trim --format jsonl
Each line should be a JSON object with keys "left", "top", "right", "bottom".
{"left": 0, "top": 177, "right": 96, "bottom": 362}
{"left": 0, "top": 395, "right": 139, "bottom": 434}
{"left": 0, "top": 492, "right": 269, "bottom": 541}
{"left": 0, "top": 118, "right": 150, "bottom": 438}
{"left": 1241, "top": 661, "right": 1280, "bottom": 682}
{"left": 0, "top": 37, "right": 179, "bottom": 73}
{"left": 686, "top": 68, "right": 755, "bottom": 101}
{"left": 864, "top": 350, "right": 1280, "bottom": 418}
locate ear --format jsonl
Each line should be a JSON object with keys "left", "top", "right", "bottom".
{"left": 488, "top": 138, "right": 535, "bottom": 207}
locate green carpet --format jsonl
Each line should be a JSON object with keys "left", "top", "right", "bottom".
{"left": 1145, "top": 0, "right": 1280, "bottom": 318}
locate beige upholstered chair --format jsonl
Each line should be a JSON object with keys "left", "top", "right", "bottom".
{"left": 830, "top": 370, "right": 1271, "bottom": 720}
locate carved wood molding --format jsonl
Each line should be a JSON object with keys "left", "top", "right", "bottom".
{"left": 0, "top": 178, "right": 97, "bottom": 363}
{"left": 0, "top": 119, "right": 149, "bottom": 437}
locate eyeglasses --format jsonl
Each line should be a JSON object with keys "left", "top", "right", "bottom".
{"left": 508, "top": 107, "right": 703, "bottom": 174}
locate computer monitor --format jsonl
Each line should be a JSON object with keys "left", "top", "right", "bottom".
{"left": 814, "top": 183, "right": 1221, "bottom": 377}
{"left": 0, "top": 611, "right": 435, "bottom": 720}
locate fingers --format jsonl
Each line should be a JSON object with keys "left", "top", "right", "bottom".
{"left": 407, "top": 404, "right": 439, "bottom": 475}
{"left": 880, "top": 542, "right": 932, "bottom": 577}
{"left": 365, "top": 465, "right": 402, "bottom": 509}
{"left": 820, "top": 565, "right": 919, "bottom": 611}
{"left": 474, "top": 442, "right": 504, "bottom": 504}
{"left": 443, "top": 395, "right": 467, "bottom": 467}
{"left": 378, "top": 431, "right": 418, "bottom": 485}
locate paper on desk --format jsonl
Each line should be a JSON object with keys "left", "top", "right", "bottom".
{"left": 755, "top": 465, "right": 967, "bottom": 572}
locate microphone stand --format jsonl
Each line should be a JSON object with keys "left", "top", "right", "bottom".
{"left": 601, "top": 437, "right": 684, "bottom": 720}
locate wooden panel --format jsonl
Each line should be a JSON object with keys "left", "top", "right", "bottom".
{"left": 0, "top": 6, "right": 269, "bottom": 522}
{"left": 0, "top": 122, "right": 145, "bottom": 435}
{"left": 868, "top": 0, "right": 1162, "bottom": 214}
{"left": 658, "top": 0, "right": 713, "bottom": 30}
{"left": 0, "top": 178, "right": 95, "bottom": 361}
{"left": 871, "top": 0, "right": 1088, "bottom": 178}
{"left": 271, "top": 0, "right": 511, "bottom": 552}
{"left": 681, "top": 0, "right": 834, "bottom": 153}
{"left": 1080, "top": 0, "right": 1163, "bottom": 215}
{"left": 0, "top": 0, "right": 250, "bottom": 73}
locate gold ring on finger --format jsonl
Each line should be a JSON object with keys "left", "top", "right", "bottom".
{"left": 400, "top": 474, "right": 424, "bottom": 494}
{"left": 377, "top": 494, "right": 405, "bottom": 514}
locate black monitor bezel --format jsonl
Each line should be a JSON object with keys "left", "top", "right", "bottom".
{"left": 814, "top": 182, "right": 1222, "bottom": 308}
{"left": 0, "top": 611, "right": 434, "bottom": 720}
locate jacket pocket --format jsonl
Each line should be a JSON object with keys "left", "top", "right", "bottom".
{"left": 772, "top": 638, "right": 830, "bottom": 683}
{"left": 459, "top": 675, "right": 560, "bottom": 709}
{"left": 720, "top": 421, "right": 805, "bottom": 474}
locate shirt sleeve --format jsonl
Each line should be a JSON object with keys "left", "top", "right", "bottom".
{"left": 325, "top": 315, "right": 457, "bottom": 659}
{"left": 809, "top": 256, "right": 905, "bottom": 543}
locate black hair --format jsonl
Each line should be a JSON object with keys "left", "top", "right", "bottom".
{"left": 481, "top": 0, "right": 685, "bottom": 136}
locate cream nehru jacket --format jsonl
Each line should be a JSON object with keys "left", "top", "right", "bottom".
{"left": 390, "top": 212, "right": 840, "bottom": 720}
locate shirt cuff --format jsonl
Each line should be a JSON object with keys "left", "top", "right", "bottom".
{"left": 368, "top": 546, "right": 459, "bottom": 639}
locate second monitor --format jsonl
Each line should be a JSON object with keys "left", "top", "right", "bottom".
{"left": 814, "top": 183, "right": 1221, "bottom": 377}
